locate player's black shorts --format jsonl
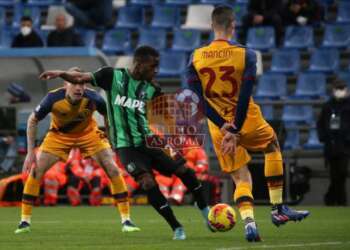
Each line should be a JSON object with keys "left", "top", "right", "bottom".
{"left": 116, "top": 146, "right": 186, "bottom": 178}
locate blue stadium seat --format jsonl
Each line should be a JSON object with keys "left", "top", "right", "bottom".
{"left": 137, "top": 28, "right": 167, "bottom": 51}
{"left": 102, "top": 29, "right": 132, "bottom": 54}
{"left": 282, "top": 105, "right": 314, "bottom": 125}
{"left": 270, "top": 49, "right": 300, "bottom": 74}
{"left": 164, "top": 0, "right": 192, "bottom": 5}
{"left": 0, "top": 7, "right": 6, "bottom": 27}
{"left": 246, "top": 26, "right": 275, "bottom": 50}
{"left": 303, "top": 128, "right": 323, "bottom": 150}
{"left": 171, "top": 29, "right": 201, "bottom": 52}
{"left": 260, "top": 105, "right": 274, "bottom": 121}
{"left": 151, "top": 5, "right": 180, "bottom": 28}
{"left": 338, "top": 71, "right": 350, "bottom": 88}
{"left": 0, "top": 0, "right": 13, "bottom": 7}
{"left": 283, "top": 26, "right": 314, "bottom": 49}
{"left": 255, "top": 73, "right": 287, "bottom": 99}
{"left": 158, "top": 51, "right": 187, "bottom": 77}
{"left": 284, "top": 128, "right": 300, "bottom": 150}
{"left": 322, "top": 23, "right": 350, "bottom": 48}
{"left": 337, "top": 1, "right": 350, "bottom": 23}
{"left": 76, "top": 29, "right": 96, "bottom": 47}
{"left": 232, "top": 2, "right": 248, "bottom": 27}
{"left": 115, "top": 6, "right": 145, "bottom": 28}
{"left": 13, "top": 4, "right": 41, "bottom": 28}
{"left": 199, "top": 0, "right": 228, "bottom": 4}
{"left": 27, "top": 0, "right": 55, "bottom": 6}
{"left": 309, "top": 48, "right": 339, "bottom": 73}
{"left": 294, "top": 72, "right": 326, "bottom": 98}
{"left": 0, "top": 28, "right": 12, "bottom": 48}
{"left": 130, "top": 0, "right": 156, "bottom": 5}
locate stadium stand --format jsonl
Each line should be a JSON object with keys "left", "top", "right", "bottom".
{"left": 309, "top": 48, "right": 339, "bottom": 73}
{"left": 12, "top": 4, "right": 41, "bottom": 29}
{"left": 115, "top": 5, "right": 144, "bottom": 28}
{"left": 336, "top": 0, "right": 350, "bottom": 23}
{"left": 158, "top": 51, "right": 187, "bottom": 77}
{"left": 303, "top": 128, "right": 323, "bottom": 150}
{"left": 181, "top": 4, "right": 214, "bottom": 30}
{"left": 150, "top": 5, "right": 181, "bottom": 28}
{"left": 102, "top": 29, "right": 132, "bottom": 54}
{"left": 246, "top": 26, "right": 275, "bottom": 51}
{"left": 294, "top": 72, "right": 327, "bottom": 99}
{"left": 283, "top": 25, "right": 314, "bottom": 49}
{"left": 270, "top": 49, "right": 300, "bottom": 74}
{"left": 171, "top": 28, "right": 201, "bottom": 52}
{"left": 255, "top": 73, "right": 287, "bottom": 99}
{"left": 137, "top": 28, "right": 167, "bottom": 51}
{"left": 322, "top": 23, "right": 350, "bottom": 48}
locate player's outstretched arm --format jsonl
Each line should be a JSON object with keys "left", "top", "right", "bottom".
{"left": 23, "top": 113, "right": 38, "bottom": 173}
{"left": 39, "top": 70, "right": 92, "bottom": 84}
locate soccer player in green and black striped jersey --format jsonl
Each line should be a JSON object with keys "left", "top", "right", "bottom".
{"left": 40, "top": 46, "right": 211, "bottom": 240}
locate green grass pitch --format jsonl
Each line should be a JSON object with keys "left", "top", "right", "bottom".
{"left": 1, "top": 205, "right": 350, "bottom": 250}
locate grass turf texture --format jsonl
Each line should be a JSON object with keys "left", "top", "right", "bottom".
{"left": 0, "top": 206, "right": 349, "bottom": 250}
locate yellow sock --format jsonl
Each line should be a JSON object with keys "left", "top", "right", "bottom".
{"left": 265, "top": 151, "right": 284, "bottom": 205}
{"left": 110, "top": 175, "right": 130, "bottom": 222}
{"left": 21, "top": 175, "right": 40, "bottom": 223}
{"left": 233, "top": 182, "right": 254, "bottom": 220}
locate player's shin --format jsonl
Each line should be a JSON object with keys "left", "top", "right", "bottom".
{"left": 146, "top": 185, "right": 182, "bottom": 231}
{"left": 264, "top": 151, "right": 284, "bottom": 205}
{"left": 233, "top": 182, "right": 255, "bottom": 221}
{"left": 21, "top": 174, "right": 41, "bottom": 224}
{"left": 110, "top": 175, "right": 130, "bottom": 223}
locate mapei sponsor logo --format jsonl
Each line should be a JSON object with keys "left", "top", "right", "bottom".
{"left": 114, "top": 94, "right": 145, "bottom": 113}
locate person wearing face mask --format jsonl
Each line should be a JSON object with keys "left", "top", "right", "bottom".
{"left": 317, "top": 79, "right": 350, "bottom": 206}
{"left": 11, "top": 16, "right": 44, "bottom": 48}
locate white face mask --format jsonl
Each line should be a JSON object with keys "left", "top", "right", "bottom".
{"left": 21, "top": 26, "right": 32, "bottom": 36}
{"left": 334, "top": 89, "right": 347, "bottom": 99}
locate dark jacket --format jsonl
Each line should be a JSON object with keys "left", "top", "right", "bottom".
{"left": 247, "top": 0, "right": 283, "bottom": 21}
{"left": 317, "top": 96, "right": 350, "bottom": 158}
{"left": 47, "top": 28, "right": 83, "bottom": 47}
{"left": 281, "top": 0, "right": 323, "bottom": 26}
{"left": 11, "top": 31, "right": 44, "bottom": 48}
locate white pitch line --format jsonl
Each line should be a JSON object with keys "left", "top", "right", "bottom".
{"left": 216, "top": 241, "right": 350, "bottom": 250}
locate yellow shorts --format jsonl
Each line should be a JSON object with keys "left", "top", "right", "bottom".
{"left": 40, "top": 129, "right": 110, "bottom": 161}
{"left": 208, "top": 104, "right": 275, "bottom": 173}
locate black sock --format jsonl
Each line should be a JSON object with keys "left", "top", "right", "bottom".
{"left": 176, "top": 168, "right": 208, "bottom": 209}
{"left": 146, "top": 185, "right": 182, "bottom": 230}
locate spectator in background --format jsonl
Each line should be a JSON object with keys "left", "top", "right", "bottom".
{"left": 317, "top": 79, "right": 350, "bottom": 206}
{"left": 11, "top": 16, "right": 44, "bottom": 48}
{"left": 7, "top": 83, "right": 31, "bottom": 104}
{"left": 0, "top": 135, "right": 16, "bottom": 174}
{"left": 240, "top": 0, "right": 284, "bottom": 45}
{"left": 65, "top": 0, "right": 113, "bottom": 30}
{"left": 47, "top": 13, "right": 83, "bottom": 47}
{"left": 282, "top": 0, "right": 323, "bottom": 26}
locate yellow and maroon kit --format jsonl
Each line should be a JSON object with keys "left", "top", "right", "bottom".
{"left": 35, "top": 87, "right": 110, "bottom": 161}
{"left": 186, "top": 40, "right": 275, "bottom": 172}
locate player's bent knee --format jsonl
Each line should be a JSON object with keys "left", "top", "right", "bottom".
{"left": 137, "top": 173, "right": 156, "bottom": 191}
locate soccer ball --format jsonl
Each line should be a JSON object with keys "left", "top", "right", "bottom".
{"left": 175, "top": 89, "right": 200, "bottom": 118}
{"left": 208, "top": 203, "right": 236, "bottom": 232}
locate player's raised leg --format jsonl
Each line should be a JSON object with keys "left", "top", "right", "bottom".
{"left": 15, "top": 151, "right": 60, "bottom": 234}
{"left": 92, "top": 148, "right": 140, "bottom": 232}
{"left": 231, "top": 166, "right": 261, "bottom": 242}
{"left": 264, "top": 137, "right": 309, "bottom": 227}
{"left": 173, "top": 165, "right": 211, "bottom": 225}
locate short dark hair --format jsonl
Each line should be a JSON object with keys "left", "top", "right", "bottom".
{"left": 211, "top": 5, "right": 235, "bottom": 30}
{"left": 20, "top": 16, "right": 33, "bottom": 23}
{"left": 134, "top": 45, "right": 159, "bottom": 62}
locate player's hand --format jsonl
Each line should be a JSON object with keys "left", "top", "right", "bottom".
{"left": 39, "top": 70, "right": 64, "bottom": 80}
{"left": 221, "top": 132, "right": 237, "bottom": 155}
{"left": 220, "top": 122, "right": 236, "bottom": 135}
{"left": 23, "top": 150, "right": 36, "bottom": 174}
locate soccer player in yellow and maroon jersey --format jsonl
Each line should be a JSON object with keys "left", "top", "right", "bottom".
{"left": 185, "top": 5, "right": 309, "bottom": 242}
{"left": 15, "top": 68, "right": 140, "bottom": 234}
